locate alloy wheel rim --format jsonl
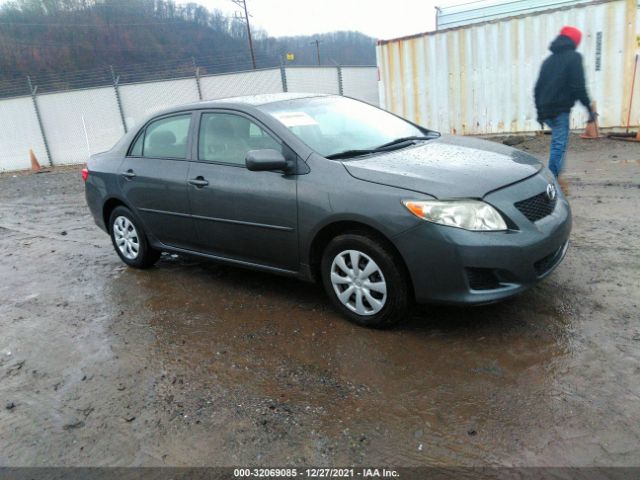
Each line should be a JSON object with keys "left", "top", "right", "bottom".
{"left": 113, "top": 216, "right": 140, "bottom": 260}
{"left": 330, "top": 249, "right": 387, "bottom": 316}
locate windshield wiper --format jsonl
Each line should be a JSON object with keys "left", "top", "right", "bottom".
{"left": 326, "top": 135, "right": 436, "bottom": 160}
{"left": 325, "top": 149, "right": 378, "bottom": 160}
{"left": 374, "top": 135, "right": 435, "bottom": 149}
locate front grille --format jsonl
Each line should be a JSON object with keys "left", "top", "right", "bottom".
{"left": 515, "top": 192, "right": 557, "bottom": 222}
{"left": 534, "top": 242, "right": 567, "bottom": 276}
{"left": 466, "top": 268, "right": 501, "bottom": 291}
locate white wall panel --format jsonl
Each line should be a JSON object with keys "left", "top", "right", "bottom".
{"left": 201, "top": 69, "right": 283, "bottom": 100}
{"left": 285, "top": 67, "right": 340, "bottom": 94}
{"left": 119, "top": 78, "right": 199, "bottom": 130}
{"left": 0, "top": 96, "right": 47, "bottom": 171}
{"left": 341, "top": 67, "right": 380, "bottom": 105}
{"left": 38, "top": 87, "right": 123, "bottom": 165}
{"left": 0, "top": 67, "right": 380, "bottom": 170}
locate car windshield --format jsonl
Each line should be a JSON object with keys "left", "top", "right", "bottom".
{"left": 258, "top": 96, "right": 435, "bottom": 158}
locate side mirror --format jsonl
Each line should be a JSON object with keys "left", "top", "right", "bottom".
{"left": 245, "top": 149, "right": 289, "bottom": 172}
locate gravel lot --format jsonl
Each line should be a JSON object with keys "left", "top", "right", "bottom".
{"left": 0, "top": 134, "right": 639, "bottom": 467}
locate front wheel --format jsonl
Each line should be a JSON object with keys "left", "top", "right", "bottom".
{"left": 320, "top": 233, "right": 412, "bottom": 328}
{"left": 109, "top": 206, "right": 160, "bottom": 269}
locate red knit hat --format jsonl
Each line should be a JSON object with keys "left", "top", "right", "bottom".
{"left": 560, "top": 26, "right": 582, "bottom": 47}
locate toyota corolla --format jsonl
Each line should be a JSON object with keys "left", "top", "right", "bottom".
{"left": 84, "top": 93, "right": 571, "bottom": 328}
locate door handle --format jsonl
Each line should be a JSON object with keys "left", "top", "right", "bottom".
{"left": 121, "top": 169, "right": 136, "bottom": 179}
{"left": 188, "top": 176, "right": 209, "bottom": 188}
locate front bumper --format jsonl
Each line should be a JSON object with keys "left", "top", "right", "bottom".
{"left": 393, "top": 172, "right": 572, "bottom": 305}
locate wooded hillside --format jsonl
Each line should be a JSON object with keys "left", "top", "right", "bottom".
{"left": 0, "top": 0, "right": 376, "bottom": 96}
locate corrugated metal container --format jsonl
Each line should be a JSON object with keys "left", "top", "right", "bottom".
{"left": 377, "top": 0, "right": 639, "bottom": 134}
{"left": 436, "top": 0, "right": 594, "bottom": 30}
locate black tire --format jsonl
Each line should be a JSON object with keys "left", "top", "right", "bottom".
{"left": 320, "top": 233, "right": 412, "bottom": 328}
{"left": 108, "top": 206, "right": 160, "bottom": 269}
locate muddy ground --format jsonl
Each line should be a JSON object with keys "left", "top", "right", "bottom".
{"left": 0, "top": 134, "right": 639, "bottom": 467}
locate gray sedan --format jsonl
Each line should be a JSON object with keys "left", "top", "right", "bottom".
{"left": 84, "top": 93, "right": 571, "bottom": 327}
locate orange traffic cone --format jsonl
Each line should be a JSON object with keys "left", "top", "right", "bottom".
{"left": 580, "top": 102, "right": 602, "bottom": 139}
{"left": 29, "top": 149, "right": 41, "bottom": 172}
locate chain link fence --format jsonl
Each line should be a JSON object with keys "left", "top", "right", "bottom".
{"left": 1, "top": 64, "right": 378, "bottom": 171}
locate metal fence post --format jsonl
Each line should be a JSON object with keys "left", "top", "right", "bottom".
{"left": 110, "top": 66, "right": 127, "bottom": 134}
{"left": 337, "top": 65, "right": 344, "bottom": 95}
{"left": 280, "top": 65, "right": 288, "bottom": 93}
{"left": 27, "top": 76, "right": 52, "bottom": 167}
{"left": 193, "top": 57, "right": 203, "bottom": 101}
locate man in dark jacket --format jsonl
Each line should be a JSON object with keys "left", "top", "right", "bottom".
{"left": 534, "top": 26, "right": 595, "bottom": 194}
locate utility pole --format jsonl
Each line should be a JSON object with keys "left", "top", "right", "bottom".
{"left": 231, "top": 0, "right": 256, "bottom": 69}
{"left": 310, "top": 39, "right": 322, "bottom": 66}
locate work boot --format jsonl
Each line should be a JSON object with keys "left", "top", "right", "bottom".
{"left": 558, "top": 175, "right": 569, "bottom": 197}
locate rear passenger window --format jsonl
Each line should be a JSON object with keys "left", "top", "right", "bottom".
{"left": 142, "top": 114, "right": 191, "bottom": 159}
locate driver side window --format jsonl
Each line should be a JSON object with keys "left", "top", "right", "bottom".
{"left": 198, "top": 112, "right": 280, "bottom": 166}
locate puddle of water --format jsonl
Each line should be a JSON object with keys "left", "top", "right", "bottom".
{"left": 103, "top": 255, "right": 576, "bottom": 465}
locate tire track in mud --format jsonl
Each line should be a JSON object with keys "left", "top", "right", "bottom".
{"left": 0, "top": 224, "right": 105, "bottom": 248}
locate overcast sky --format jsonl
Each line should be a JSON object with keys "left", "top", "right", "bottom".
{"left": 180, "top": 0, "right": 462, "bottom": 40}
{"left": 0, "top": 0, "right": 464, "bottom": 40}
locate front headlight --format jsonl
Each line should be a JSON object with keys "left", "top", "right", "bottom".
{"left": 403, "top": 200, "right": 508, "bottom": 231}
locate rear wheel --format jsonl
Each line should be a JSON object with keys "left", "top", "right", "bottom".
{"left": 321, "top": 233, "right": 411, "bottom": 328}
{"left": 109, "top": 206, "right": 160, "bottom": 269}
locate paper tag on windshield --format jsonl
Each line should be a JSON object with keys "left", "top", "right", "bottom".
{"left": 272, "top": 111, "right": 318, "bottom": 127}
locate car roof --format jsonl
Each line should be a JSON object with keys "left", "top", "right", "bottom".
{"left": 114, "top": 92, "right": 332, "bottom": 158}
{"left": 212, "top": 92, "right": 331, "bottom": 106}
{"left": 158, "top": 92, "right": 332, "bottom": 115}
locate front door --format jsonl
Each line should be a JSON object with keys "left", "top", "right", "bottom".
{"left": 186, "top": 111, "right": 298, "bottom": 271}
{"left": 118, "top": 112, "right": 198, "bottom": 250}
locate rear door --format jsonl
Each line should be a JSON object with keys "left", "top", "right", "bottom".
{"left": 118, "top": 112, "right": 198, "bottom": 250}
{"left": 186, "top": 110, "right": 299, "bottom": 271}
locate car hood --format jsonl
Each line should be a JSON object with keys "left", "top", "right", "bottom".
{"left": 342, "top": 135, "right": 542, "bottom": 198}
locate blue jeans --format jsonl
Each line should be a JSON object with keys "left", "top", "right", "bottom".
{"left": 544, "top": 112, "right": 570, "bottom": 178}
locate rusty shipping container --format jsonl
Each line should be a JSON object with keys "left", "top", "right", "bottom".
{"left": 377, "top": 0, "right": 639, "bottom": 134}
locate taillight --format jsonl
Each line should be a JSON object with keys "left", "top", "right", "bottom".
{"left": 82, "top": 167, "right": 89, "bottom": 182}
